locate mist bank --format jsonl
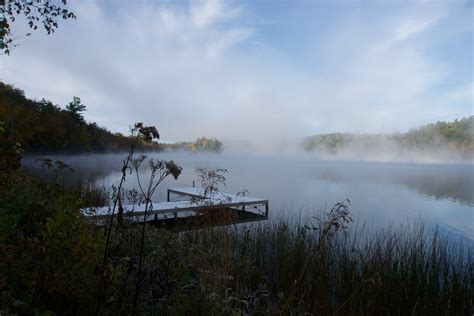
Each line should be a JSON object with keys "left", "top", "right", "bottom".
{"left": 300, "top": 117, "right": 474, "bottom": 164}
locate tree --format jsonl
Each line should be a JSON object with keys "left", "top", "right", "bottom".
{"left": 1, "top": 0, "right": 76, "bottom": 55}
{"left": 66, "top": 96, "right": 86, "bottom": 123}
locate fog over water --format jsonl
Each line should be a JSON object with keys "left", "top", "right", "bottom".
{"left": 24, "top": 151, "right": 474, "bottom": 240}
{"left": 225, "top": 138, "right": 474, "bottom": 164}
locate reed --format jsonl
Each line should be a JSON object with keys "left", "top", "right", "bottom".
{"left": 93, "top": 211, "right": 472, "bottom": 315}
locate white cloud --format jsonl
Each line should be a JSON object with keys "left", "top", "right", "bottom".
{"left": 190, "top": 0, "right": 242, "bottom": 28}
{"left": 392, "top": 16, "right": 439, "bottom": 42}
{"left": 0, "top": 0, "right": 471, "bottom": 149}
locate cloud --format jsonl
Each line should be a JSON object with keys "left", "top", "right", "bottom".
{"left": 0, "top": 0, "right": 471, "bottom": 149}
{"left": 392, "top": 16, "right": 439, "bottom": 42}
{"left": 190, "top": 0, "right": 242, "bottom": 28}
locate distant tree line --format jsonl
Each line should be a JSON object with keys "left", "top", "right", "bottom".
{"left": 0, "top": 82, "right": 223, "bottom": 153}
{"left": 160, "top": 137, "right": 223, "bottom": 152}
{"left": 303, "top": 116, "right": 474, "bottom": 158}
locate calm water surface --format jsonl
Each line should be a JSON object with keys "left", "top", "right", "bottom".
{"left": 25, "top": 152, "right": 474, "bottom": 239}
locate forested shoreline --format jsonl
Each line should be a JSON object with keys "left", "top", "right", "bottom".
{"left": 0, "top": 82, "right": 222, "bottom": 154}
{"left": 304, "top": 116, "right": 474, "bottom": 160}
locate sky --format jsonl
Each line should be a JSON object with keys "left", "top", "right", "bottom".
{"left": 0, "top": 0, "right": 473, "bottom": 144}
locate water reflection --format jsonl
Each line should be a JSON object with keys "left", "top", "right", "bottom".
{"left": 23, "top": 152, "right": 474, "bottom": 239}
{"left": 314, "top": 162, "right": 474, "bottom": 206}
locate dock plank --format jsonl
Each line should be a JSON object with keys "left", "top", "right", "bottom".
{"left": 82, "top": 187, "right": 269, "bottom": 222}
{"left": 168, "top": 187, "right": 268, "bottom": 204}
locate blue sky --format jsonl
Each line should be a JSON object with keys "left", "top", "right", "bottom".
{"left": 0, "top": 0, "right": 472, "bottom": 145}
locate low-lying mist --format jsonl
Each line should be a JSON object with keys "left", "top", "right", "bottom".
{"left": 221, "top": 138, "right": 473, "bottom": 164}
{"left": 22, "top": 150, "right": 474, "bottom": 239}
{"left": 302, "top": 139, "right": 473, "bottom": 164}
{"left": 299, "top": 117, "right": 473, "bottom": 164}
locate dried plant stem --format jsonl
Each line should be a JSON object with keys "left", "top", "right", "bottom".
{"left": 131, "top": 158, "right": 181, "bottom": 314}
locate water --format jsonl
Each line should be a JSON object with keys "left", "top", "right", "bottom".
{"left": 24, "top": 152, "right": 474, "bottom": 240}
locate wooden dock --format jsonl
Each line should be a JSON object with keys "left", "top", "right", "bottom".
{"left": 82, "top": 187, "right": 269, "bottom": 229}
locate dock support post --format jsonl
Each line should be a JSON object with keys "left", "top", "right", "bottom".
{"left": 242, "top": 204, "right": 245, "bottom": 212}
{"left": 154, "top": 214, "right": 158, "bottom": 221}
{"left": 167, "top": 190, "right": 170, "bottom": 202}
{"left": 174, "top": 211, "right": 177, "bottom": 220}
{"left": 265, "top": 202, "right": 269, "bottom": 217}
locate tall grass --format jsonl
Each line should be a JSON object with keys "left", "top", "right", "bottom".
{"left": 88, "top": 212, "right": 472, "bottom": 315}
{"left": 225, "top": 222, "right": 473, "bottom": 315}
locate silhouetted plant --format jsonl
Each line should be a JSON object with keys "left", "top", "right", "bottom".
{"left": 195, "top": 168, "right": 229, "bottom": 205}
{"left": 90, "top": 124, "right": 182, "bottom": 314}
{"left": 1, "top": 0, "right": 76, "bottom": 55}
{"left": 317, "top": 198, "right": 353, "bottom": 239}
{"left": 129, "top": 155, "right": 181, "bottom": 314}
{"left": 66, "top": 96, "right": 86, "bottom": 123}
{"left": 96, "top": 122, "right": 167, "bottom": 314}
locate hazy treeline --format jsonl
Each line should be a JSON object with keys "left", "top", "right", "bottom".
{"left": 0, "top": 82, "right": 222, "bottom": 153}
{"left": 304, "top": 117, "right": 474, "bottom": 162}
{"left": 160, "top": 137, "right": 223, "bottom": 152}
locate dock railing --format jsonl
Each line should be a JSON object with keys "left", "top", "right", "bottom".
{"left": 82, "top": 187, "right": 269, "bottom": 225}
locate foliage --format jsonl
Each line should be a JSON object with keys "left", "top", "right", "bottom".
{"left": 0, "top": 82, "right": 161, "bottom": 153}
{"left": 0, "top": 82, "right": 224, "bottom": 153}
{"left": 161, "top": 137, "right": 223, "bottom": 152}
{"left": 399, "top": 117, "right": 474, "bottom": 155}
{"left": 0, "top": 120, "right": 22, "bottom": 173}
{"left": 304, "top": 116, "right": 474, "bottom": 159}
{"left": 1, "top": 0, "right": 76, "bottom": 55}
{"left": 0, "top": 164, "right": 103, "bottom": 314}
{"left": 65, "top": 96, "right": 86, "bottom": 123}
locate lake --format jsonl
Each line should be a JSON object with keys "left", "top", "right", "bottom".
{"left": 24, "top": 152, "right": 474, "bottom": 240}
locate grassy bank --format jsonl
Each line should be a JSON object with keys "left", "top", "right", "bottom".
{"left": 0, "top": 168, "right": 472, "bottom": 315}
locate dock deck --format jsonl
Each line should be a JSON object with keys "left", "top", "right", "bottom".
{"left": 82, "top": 187, "right": 269, "bottom": 228}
